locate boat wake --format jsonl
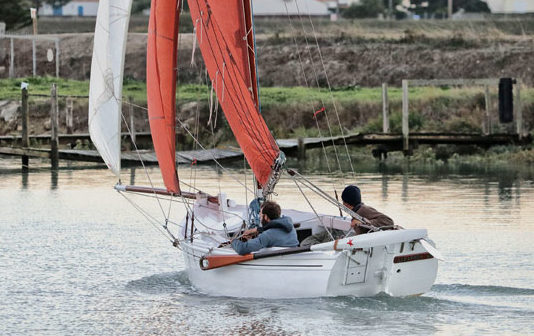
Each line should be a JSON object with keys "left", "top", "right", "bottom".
{"left": 125, "top": 271, "right": 195, "bottom": 295}
{"left": 431, "top": 283, "right": 534, "bottom": 296}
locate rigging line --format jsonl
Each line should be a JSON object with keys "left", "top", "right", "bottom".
{"left": 175, "top": 115, "right": 254, "bottom": 194}
{"left": 283, "top": 4, "right": 333, "bottom": 180}
{"left": 187, "top": 63, "right": 204, "bottom": 193}
{"left": 194, "top": 1, "right": 278, "bottom": 156}
{"left": 118, "top": 191, "right": 174, "bottom": 243}
{"left": 283, "top": 2, "right": 337, "bottom": 193}
{"left": 209, "top": 71, "right": 225, "bottom": 226}
{"left": 192, "top": 21, "right": 275, "bottom": 163}
{"left": 119, "top": 101, "right": 169, "bottom": 219}
{"left": 304, "top": 6, "right": 355, "bottom": 177}
{"left": 122, "top": 189, "right": 194, "bottom": 205}
{"left": 199, "top": 6, "right": 276, "bottom": 155}
{"left": 249, "top": 0, "right": 262, "bottom": 113}
{"left": 244, "top": 155, "right": 249, "bottom": 223}
{"left": 179, "top": 195, "right": 228, "bottom": 233}
{"left": 197, "top": 20, "right": 276, "bottom": 161}
{"left": 239, "top": 0, "right": 256, "bottom": 107}
{"left": 191, "top": 19, "right": 198, "bottom": 66}
{"left": 289, "top": 170, "right": 366, "bottom": 224}
{"left": 123, "top": 99, "right": 254, "bottom": 194}
{"left": 291, "top": 175, "right": 335, "bottom": 241}
{"left": 293, "top": 1, "right": 343, "bottom": 177}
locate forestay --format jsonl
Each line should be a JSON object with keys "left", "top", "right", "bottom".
{"left": 88, "top": 0, "right": 133, "bottom": 176}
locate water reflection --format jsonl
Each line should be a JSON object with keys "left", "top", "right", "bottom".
{"left": 381, "top": 174, "right": 388, "bottom": 201}
{"left": 130, "top": 167, "right": 136, "bottom": 186}
{"left": 51, "top": 170, "right": 58, "bottom": 190}
{"left": 402, "top": 174, "right": 408, "bottom": 203}
{"left": 21, "top": 170, "right": 28, "bottom": 189}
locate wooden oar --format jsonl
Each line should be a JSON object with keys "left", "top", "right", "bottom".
{"left": 199, "top": 246, "right": 311, "bottom": 270}
{"left": 199, "top": 229, "right": 429, "bottom": 270}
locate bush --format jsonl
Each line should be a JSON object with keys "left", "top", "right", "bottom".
{"left": 342, "top": 0, "right": 384, "bottom": 19}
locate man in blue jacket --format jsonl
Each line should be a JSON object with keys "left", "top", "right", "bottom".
{"left": 231, "top": 201, "right": 299, "bottom": 255}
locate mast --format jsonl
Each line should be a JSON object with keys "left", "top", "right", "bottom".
{"left": 146, "top": 0, "right": 181, "bottom": 193}
{"left": 187, "top": 0, "right": 284, "bottom": 194}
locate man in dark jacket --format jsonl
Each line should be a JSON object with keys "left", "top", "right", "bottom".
{"left": 300, "top": 185, "right": 394, "bottom": 246}
{"left": 231, "top": 201, "right": 299, "bottom": 255}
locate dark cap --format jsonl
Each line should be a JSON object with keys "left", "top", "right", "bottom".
{"left": 341, "top": 185, "right": 361, "bottom": 207}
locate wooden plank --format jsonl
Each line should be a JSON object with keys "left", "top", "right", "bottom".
{"left": 382, "top": 83, "right": 389, "bottom": 133}
{"left": 0, "top": 147, "right": 50, "bottom": 158}
{"left": 21, "top": 88, "right": 29, "bottom": 169}
{"left": 408, "top": 79, "right": 500, "bottom": 87}
{"left": 50, "top": 84, "right": 59, "bottom": 169}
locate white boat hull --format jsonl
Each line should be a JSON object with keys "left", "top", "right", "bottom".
{"left": 177, "top": 200, "right": 438, "bottom": 298}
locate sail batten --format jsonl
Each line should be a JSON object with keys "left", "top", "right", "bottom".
{"left": 147, "top": 0, "right": 181, "bottom": 193}
{"left": 188, "top": 0, "right": 280, "bottom": 187}
{"left": 89, "top": 0, "right": 133, "bottom": 176}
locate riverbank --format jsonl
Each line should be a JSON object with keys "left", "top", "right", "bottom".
{"left": 1, "top": 77, "right": 532, "bottom": 143}
{"left": 3, "top": 17, "right": 534, "bottom": 87}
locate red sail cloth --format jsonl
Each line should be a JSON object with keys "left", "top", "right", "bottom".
{"left": 188, "top": 0, "right": 280, "bottom": 187}
{"left": 147, "top": 0, "right": 180, "bottom": 193}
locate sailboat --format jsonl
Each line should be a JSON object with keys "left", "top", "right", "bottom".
{"left": 89, "top": 0, "right": 441, "bottom": 298}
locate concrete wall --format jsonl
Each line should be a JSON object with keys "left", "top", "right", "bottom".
{"left": 484, "top": 0, "right": 534, "bottom": 13}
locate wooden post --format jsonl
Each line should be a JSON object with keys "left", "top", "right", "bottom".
{"left": 50, "top": 84, "right": 59, "bottom": 169}
{"left": 32, "top": 39, "right": 37, "bottom": 77}
{"left": 129, "top": 96, "right": 136, "bottom": 145}
{"left": 297, "top": 137, "right": 306, "bottom": 160}
{"left": 448, "top": 0, "right": 453, "bottom": 19}
{"left": 515, "top": 80, "right": 522, "bottom": 138}
{"left": 66, "top": 97, "right": 73, "bottom": 134}
{"left": 21, "top": 87, "right": 29, "bottom": 170}
{"left": 55, "top": 39, "right": 60, "bottom": 78}
{"left": 484, "top": 85, "right": 491, "bottom": 135}
{"left": 9, "top": 38, "right": 15, "bottom": 78}
{"left": 402, "top": 80, "right": 409, "bottom": 153}
{"left": 382, "top": 83, "right": 389, "bottom": 133}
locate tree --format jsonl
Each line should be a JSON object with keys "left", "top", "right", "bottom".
{"left": 32, "top": 0, "right": 71, "bottom": 9}
{"left": 342, "top": 0, "right": 404, "bottom": 19}
{"left": 0, "top": 0, "right": 31, "bottom": 30}
{"left": 452, "top": 0, "right": 490, "bottom": 13}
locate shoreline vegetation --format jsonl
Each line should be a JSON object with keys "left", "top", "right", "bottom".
{"left": 0, "top": 77, "right": 532, "bottom": 165}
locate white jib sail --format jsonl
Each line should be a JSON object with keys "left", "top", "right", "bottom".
{"left": 88, "top": 0, "right": 133, "bottom": 176}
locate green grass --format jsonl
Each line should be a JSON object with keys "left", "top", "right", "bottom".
{"left": 3, "top": 76, "right": 533, "bottom": 105}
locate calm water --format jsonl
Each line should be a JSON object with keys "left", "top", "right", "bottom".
{"left": 1, "top": 157, "right": 533, "bottom": 335}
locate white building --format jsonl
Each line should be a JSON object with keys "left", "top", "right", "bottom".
{"left": 252, "top": 0, "right": 330, "bottom": 16}
{"left": 484, "top": 0, "right": 534, "bottom": 13}
{"left": 39, "top": 0, "right": 99, "bottom": 17}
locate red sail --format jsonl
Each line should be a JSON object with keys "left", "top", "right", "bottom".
{"left": 188, "top": 0, "right": 280, "bottom": 187}
{"left": 147, "top": 0, "right": 180, "bottom": 193}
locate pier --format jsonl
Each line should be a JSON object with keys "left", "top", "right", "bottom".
{"left": 1, "top": 132, "right": 530, "bottom": 167}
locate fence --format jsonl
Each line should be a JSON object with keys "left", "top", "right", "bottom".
{"left": 1, "top": 34, "right": 60, "bottom": 78}
{"left": 380, "top": 78, "right": 524, "bottom": 153}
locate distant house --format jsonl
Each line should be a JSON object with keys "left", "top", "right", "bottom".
{"left": 484, "top": 0, "right": 534, "bottom": 13}
{"left": 252, "top": 0, "right": 330, "bottom": 17}
{"left": 40, "top": 0, "right": 331, "bottom": 18}
{"left": 39, "top": 0, "right": 99, "bottom": 17}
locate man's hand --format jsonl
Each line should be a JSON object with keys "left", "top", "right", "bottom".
{"left": 350, "top": 218, "right": 362, "bottom": 229}
{"left": 242, "top": 228, "right": 258, "bottom": 240}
